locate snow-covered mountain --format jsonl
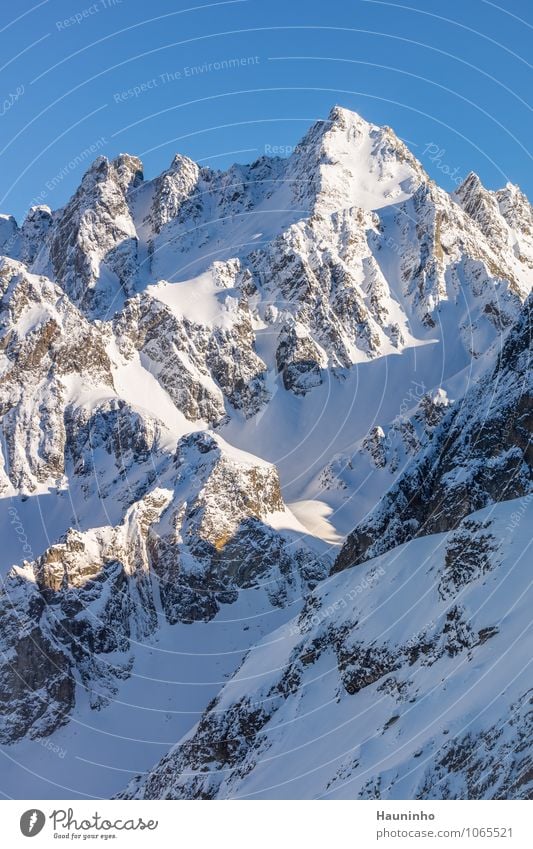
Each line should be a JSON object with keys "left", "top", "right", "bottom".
{"left": 0, "top": 105, "right": 530, "bottom": 799}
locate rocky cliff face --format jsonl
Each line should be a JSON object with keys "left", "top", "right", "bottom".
{"left": 112, "top": 258, "right": 268, "bottom": 424}
{"left": 333, "top": 295, "right": 532, "bottom": 573}
{"left": 48, "top": 154, "right": 142, "bottom": 315}
{"left": 0, "top": 105, "right": 531, "bottom": 799}
{"left": 0, "top": 258, "right": 113, "bottom": 495}
{"left": 145, "top": 431, "right": 325, "bottom": 625}
{"left": 0, "top": 487, "right": 168, "bottom": 743}
{"left": 0, "top": 430, "right": 326, "bottom": 742}
{"left": 0, "top": 432, "right": 325, "bottom": 742}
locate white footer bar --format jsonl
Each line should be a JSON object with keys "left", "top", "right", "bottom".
{"left": 3, "top": 799, "right": 531, "bottom": 848}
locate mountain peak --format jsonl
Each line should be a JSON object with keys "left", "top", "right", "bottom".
{"left": 168, "top": 152, "right": 200, "bottom": 173}
{"left": 327, "top": 104, "right": 375, "bottom": 130}
{"left": 79, "top": 153, "right": 143, "bottom": 194}
{"left": 455, "top": 170, "right": 484, "bottom": 196}
{"left": 112, "top": 153, "right": 144, "bottom": 192}
{"left": 299, "top": 104, "right": 376, "bottom": 152}
{"left": 289, "top": 104, "right": 426, "bottom": 213}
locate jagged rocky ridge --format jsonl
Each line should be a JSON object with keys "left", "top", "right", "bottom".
{"left": 1, "top": 106, "right": 529, "bottom": 435}
{"left": 0, "top": 106, "right": 531, "bottom": 797}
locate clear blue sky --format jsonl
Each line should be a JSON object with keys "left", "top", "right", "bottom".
{"left": 1, "top": 0, "right": 532, "bottom": 222}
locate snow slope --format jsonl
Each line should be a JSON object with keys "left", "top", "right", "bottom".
{"left": 123, "top": 498, "right": 533, "bottom": 800}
